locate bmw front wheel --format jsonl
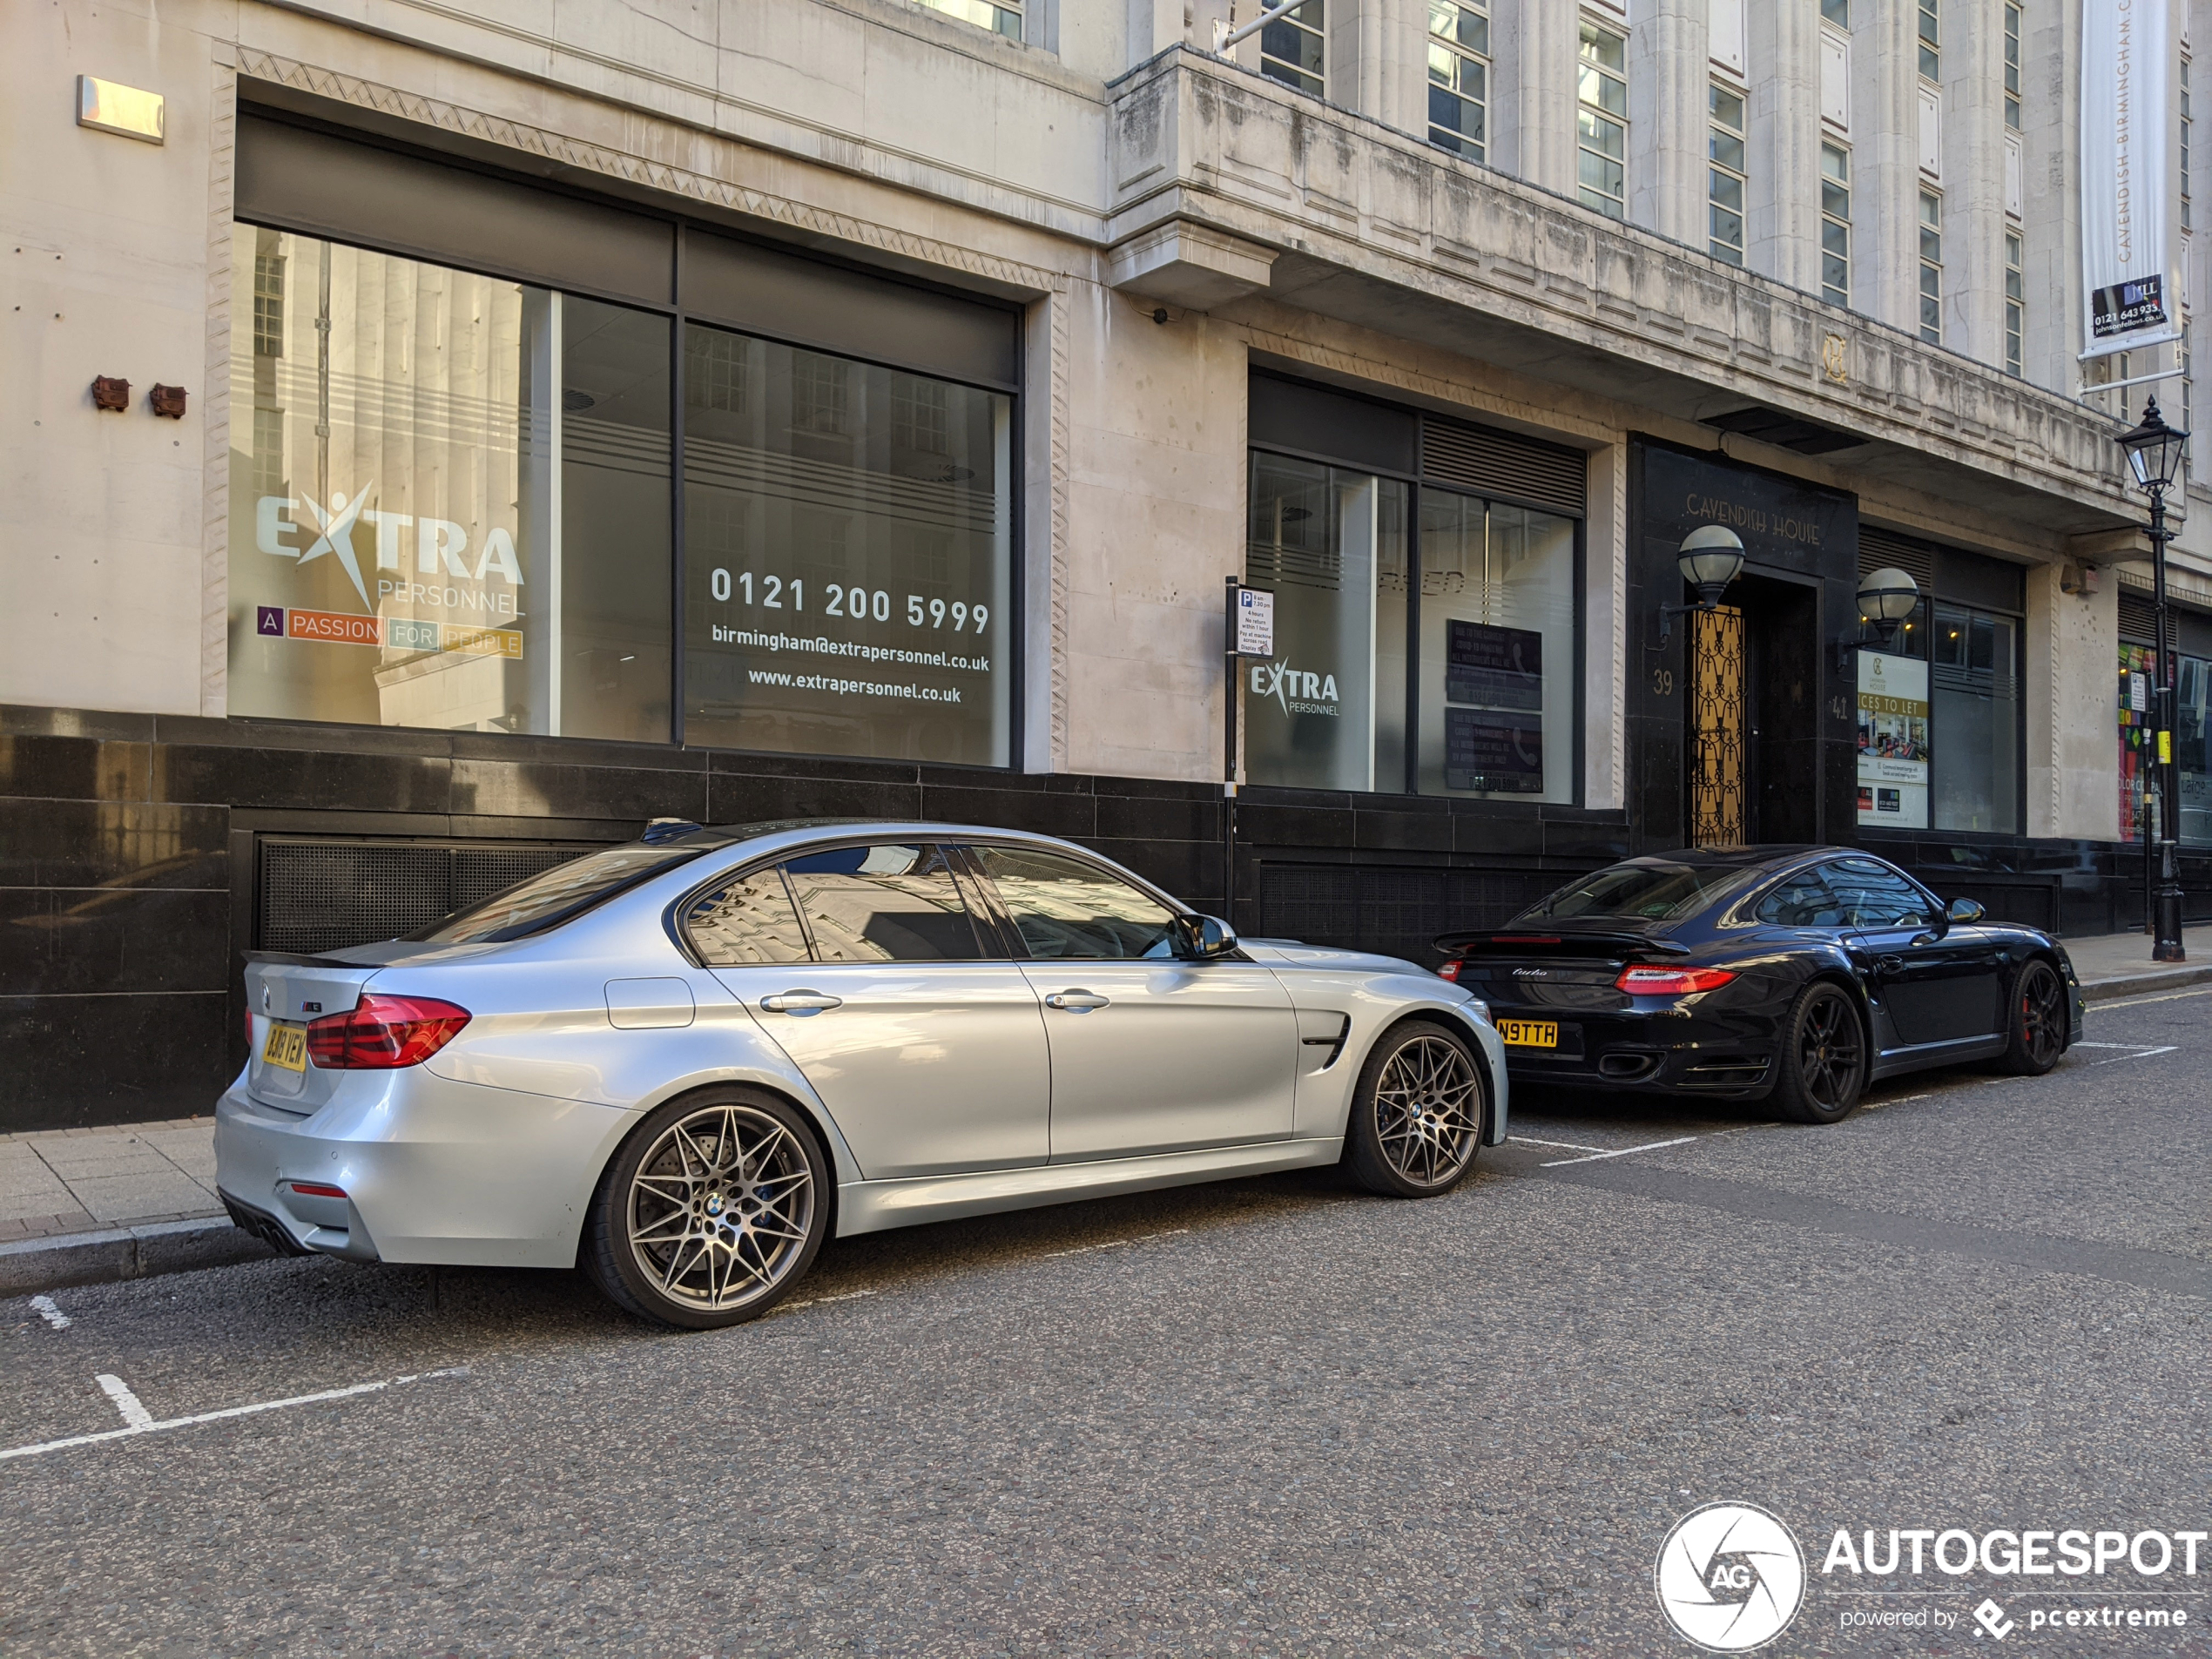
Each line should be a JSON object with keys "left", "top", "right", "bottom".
{"left": 1345, "top": 1020, "right": 1487, "bottom": 1197}
{"left": 585, "top": 1089, "right": 830, "bottom": 1330}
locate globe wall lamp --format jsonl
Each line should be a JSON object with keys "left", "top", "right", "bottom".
{"left": 2116, "top": 397, "right": 2189, "bottom": 963}
{"left": 1658, "top": 525, "right": 1747, "bottom": 641}
{"left": 1836, "top": 566, "right": 1920, "bottom": 671}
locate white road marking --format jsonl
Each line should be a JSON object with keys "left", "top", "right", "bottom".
{"left": 1042, "top": 1227, "right": 1192, "bottom": 1259}
{"left": 2093, "top": 986, "right": 2212, "bottom": 1011}
{"left": 1508, "top": 1135, "right": 1608, "bottom": 1153}
{"left": 0, "top": 1366, "right": 469, "bottom": 1465}
{"left": 2093, "top": 1045, "right": 2179, "bottom": 1064}
{"left": 1541, "top": 1136, "right": 1699, "bottom": 1167}
{"left": 2070, "top": 1041, "right": 2141, "bottom": 1049}
{"left": 27, "top": 1297, "right": 71, "bottom": 1331}
{"left": 95, "top": 1374, "right": 152, "bottom": 1430}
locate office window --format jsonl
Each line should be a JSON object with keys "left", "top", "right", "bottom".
{"left": 1427, "top": 0, "right": 1491, "bottom": 162}
{"left": 914, "top": 0, "right": 1021, "bottom": 42}
{"left": 2185, "top": 56, "right": 2195, "bottom": 233}
{"left": 1918, "top": 190, "right": 1943, "bottom": 345}
{"left": 251, "top": 254, "right": 285, "bottom": 357}
{"left": 1820, "top": 142, "right": 1851, "bottom": 307}
{"left": 1932, "top": 604, "right": 2020, "bottom": 833}
{"left": 1577, "top": 20, "right": 1629, "bottom": 220}
{"left": 226, "top": 228, "right": 674, "bottom": 740}
{"left": 1820, "top": 0, "right": 1848, "bottom": 25}
{"left": 2003, "top": 2, "right": 2022, "bottom": 132}
{"left": 1260, "top": 0, "right": 1325, "bottom": 98}
{"left": 2004, "top": 231, "right": 2025, "bottom": 377}
{"left": 1708, "top": 83, "right": 1748, "bottom": 265}
{"left": 1917, "top": 0, "right": 1939, "bottom": 82}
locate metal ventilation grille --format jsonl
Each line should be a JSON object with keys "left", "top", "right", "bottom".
{"left": 1859, "top": 528, "right": 1939, "bottom": 591}
{"left": 1420, "top": 420, "right": 1587, "bottom": 517}
{"left": 1259, "top": 862, "right": 1568, "bottom": 963}
{"left": 2118, "top": 590, "right": 2161, "bottom": 644}
{"left": 258, "top": 840, "right": 591, "bottom": 954}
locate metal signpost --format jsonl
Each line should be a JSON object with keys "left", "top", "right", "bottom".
{"left": 1224, "top": 580, "right": 1274, "bottom": 927}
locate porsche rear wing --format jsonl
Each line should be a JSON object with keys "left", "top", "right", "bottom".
{"left": 1433, "top": 930, "right": 1691, "bottom": 960}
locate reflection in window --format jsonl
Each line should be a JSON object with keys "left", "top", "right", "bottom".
{"left": 1757, "top": 871, "right": 1844, "bottom": 927}
{"left": 1416, "top": 491, "right": 1575, "bottom": 803}
{"left": 1427, "top": 0, "right": 1490, "bottom": 162}
{"left": 1577, "top": 21, "right": 1629, "bottom": 219}
{"left": 682, "top": 867, "right": 812, "bottom": 965}
{"left": 1709, "top": 83, "right": 1748, "bottom": 265}
{"left": 1244, "top": 454, "right": 1407, "bottom": 792}
{"left": 1261, "top": 0, "right": 1325, "bottom": 97}
{"left": 914, "top": 0, "right": 1022, "bottom": 42}
{"left": 226, "top": 227, "right": 671, "bottom": 740}
{"left": 681, "top": 322, "right": 1011, "bottom": 766}
{"left": 1822, "top": 860, "right": 1933, "bottom": 928}
{"left": 972, "top": 846, "right": 1177, "bottom": 960}
{"left": 1931, "top": 604, "right": 2020, "bottom": 833}
{"left": 782, "top": 844, "right": 985, "bottom": 962}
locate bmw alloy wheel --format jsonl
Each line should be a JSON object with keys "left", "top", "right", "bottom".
{"left": 1348, "top": 1023, "right": 1485, "bottom": 1196}
{"left": 623, "top": 1102, "right": 818, "bottom": 1316}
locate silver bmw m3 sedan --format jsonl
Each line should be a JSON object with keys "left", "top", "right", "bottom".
{"left": 217, "top": 821, "right": 1508, "bottom": 1328}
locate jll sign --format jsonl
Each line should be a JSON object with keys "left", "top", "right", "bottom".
{"left": 2081, "top": 0, "right": 2177, "bottom": 357}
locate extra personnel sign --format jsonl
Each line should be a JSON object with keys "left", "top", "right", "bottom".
{"left": 2081, "top": 0, "right": 2178, "bottom": 358}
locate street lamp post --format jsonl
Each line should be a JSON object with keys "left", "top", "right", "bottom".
{"left": 2116, "top": 397, "right": 2190, "bottom": 963}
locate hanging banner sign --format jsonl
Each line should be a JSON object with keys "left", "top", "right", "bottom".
{"left": 2080, "top": 0, "right": 2178, "bottom": 358}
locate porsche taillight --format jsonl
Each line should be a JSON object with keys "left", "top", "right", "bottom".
{"left": 306, "top": 995, "right": 471, "bottom": 1069}
{"left": 1438, "top": 961, "right": 1463, "bottom": 982}
{"left": 1615, "top": 965, "right": 1737, "bottom": 996}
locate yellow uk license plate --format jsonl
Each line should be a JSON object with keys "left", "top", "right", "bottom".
{"left": 1500, "top": 1019, "right": 1559, "bottom": 1049}
{"left": 260, "top": 1022, "right": 308, "bottom": 1072}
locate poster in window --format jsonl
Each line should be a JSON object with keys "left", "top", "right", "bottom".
{"left": 1856, "top": 651, "right": 1930, "bottom": 826}
{"left": 1445, "top": 707, "right": 1543, "bottom": 794}
{"left": 1445, "top": 619, "right": 1544, "bottom": 711}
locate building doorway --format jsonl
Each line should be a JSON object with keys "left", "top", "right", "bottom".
{"left": 1686, "top": 572, "right": 1821, "bottom": 846}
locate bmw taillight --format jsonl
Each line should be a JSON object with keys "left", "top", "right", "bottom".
{"left": 1438, "top": 961, "right": 1463, "bottom": 981}
{"left": 1615, "top": 965, "right": 1737, "bottom": 996}
{"left": 306, "top": 994, "right": 471, "bottom": 1069}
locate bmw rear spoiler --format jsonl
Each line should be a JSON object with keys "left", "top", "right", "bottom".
{"left": 244, "top": 950, "right": 361, "bottom": 968}
{"left": 1433, "top": 930, "right": 1692, "bottom": 960}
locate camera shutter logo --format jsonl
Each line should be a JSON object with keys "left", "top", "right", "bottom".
{"left": 1655, "top": 1502, "right": 1805, "bottom": 1651}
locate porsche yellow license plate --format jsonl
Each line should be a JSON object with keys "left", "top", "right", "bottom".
{"left": 260, "top": 1022, "right": 308, "bottom": 1072}
{"left": 1500, "top": 1019, "right": 1559, "bottom": 1049}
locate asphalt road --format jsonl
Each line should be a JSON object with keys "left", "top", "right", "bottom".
{"left": 3, "top": 987, "right": 2209, "bottom": 1657}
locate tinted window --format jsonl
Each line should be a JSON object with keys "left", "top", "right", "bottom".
{"left": 682, "top": 867, "right": 812, "bottom": 965}
{"left": 1823, "top": 859, "right": 1934, "bottom": 928}
{"left": 781, "top": 844, "right": 985, "bottom": 962}
{"left": 970, "top": 846, "right": 1178, "bottom": 961}
{"left": 1756, "top": 869, "right": 1844, "bottom": 927}
{"left": 1526, "top": 861, "right": 1749, "bottom": 923}
{"left": 413, "top": 845, "right": 703, "bottom": 944}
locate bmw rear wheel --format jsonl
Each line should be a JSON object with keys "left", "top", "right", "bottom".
{"left": 585, "top": 1089, "right": 829, "bottom": 1330}
{"left": 1770, "top": 981, "right": 1867, "bottom": 1125}
{"left": 1345, "top": 1020, "right": 1487, "bottom": 1197}
{"left": 1996, "top": 958, "right": 2068, "bottom": 1076}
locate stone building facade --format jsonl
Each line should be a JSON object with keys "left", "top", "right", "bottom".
{"left": 5, "top": 0, "right": 2211, "bottom": 1128}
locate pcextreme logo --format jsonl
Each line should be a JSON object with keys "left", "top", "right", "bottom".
{"left": 1656, "top": 1503, "right": 1806, "bottom": 1652}
{"left": 257, "top": 489, "right": 524, "bottom": 613}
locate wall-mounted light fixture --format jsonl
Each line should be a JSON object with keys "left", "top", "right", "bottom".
{"left": 149, "top": 384, "right": 188, "bottom": 419}
{"left": 77, "top": 76, "right": 165, "bottom": 145}
{"left": 1834, "top": 566, "right": 1920, "bottom": 671}
{"left": 1657, "top": 525, "right": 1746, "bottom": 642}
{"left": 91, "top": 376, "right": 130, "bottom": 412}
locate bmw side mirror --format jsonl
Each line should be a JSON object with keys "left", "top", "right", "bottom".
{"left": 1170, "top": 914, "right": 1239, "bottom": 960}
{"left": 1946, "top": 897, "right": 1986, "bottom": 926}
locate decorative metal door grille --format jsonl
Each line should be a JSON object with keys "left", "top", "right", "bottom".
{"left": 1689, "top": 604, "right": 1747, "bottom": 845}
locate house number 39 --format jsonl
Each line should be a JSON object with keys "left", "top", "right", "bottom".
{"left": 1652, "top": 668, "right": 1676, "bottom": 696}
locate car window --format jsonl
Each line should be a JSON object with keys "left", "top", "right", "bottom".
{"left": 409, "top": 844, "right": 705, "bottom": 944}
{"left": 968, "top": 846, "right": 1178, "bottom": 961}
{"left": 681, "top": 867, "right": 812, "bottom": 966}
{"left": 1525, "top": 860, "right": 1750, "bottom": 923}
{"left": 1823, "top": 859, "right": 1934, "bottom": 928}
{"left": 1755, "top": 869, "right": 1844, "bottom": 927}
{"left": 780, "top": 843, "right": 986, "bottom": 963}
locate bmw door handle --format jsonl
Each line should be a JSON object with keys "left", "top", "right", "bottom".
{"left": 759, "top": 990, "right": 843, "bottom": 1015}
{"left": 1043, "top": 990, "right": 1110, "bottom": 1012}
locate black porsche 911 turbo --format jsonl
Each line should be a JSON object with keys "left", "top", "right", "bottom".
{"left": 1435, "top": 846, "right": 2083, "bottom": 1124}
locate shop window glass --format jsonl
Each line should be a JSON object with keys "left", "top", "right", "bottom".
{"left": 226, "top": 227, "right": 671, "bottom": 740}
{"left": 1415, "top": 490, "right": 1575, "bottom": 802}
{"left": 2119, "top": 641, "right": 2157, "bottom": 840}
{"left": 2181, "top": 653, "right": 2212, "bottom": 844}
{"left": 681, "top": 323, "right": 1012, "bottom": 766}
{"left": 1244, "top": 454, "right": 1408, "bottom": 792}
{"left": 1855, "top": 599, "right": 1930, "bottom": 829}
{"left": 1930, "top": 603, "right": 2020, "bottom": 833}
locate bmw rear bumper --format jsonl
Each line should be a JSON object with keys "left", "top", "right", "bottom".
{"left": 213, "top": 1072, "right": 637, "bottom": 1270}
